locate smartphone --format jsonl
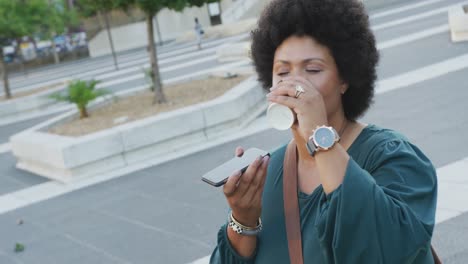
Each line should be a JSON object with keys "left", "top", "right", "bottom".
{"left": 202, "top": 148, "right": 270, "bottom": 187}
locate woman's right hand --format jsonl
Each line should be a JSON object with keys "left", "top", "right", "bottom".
{"left": 223, "top": 147, "right": 270, "bottom": 227}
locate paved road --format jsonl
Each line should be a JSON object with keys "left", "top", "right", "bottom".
{"left": 0, "top": 34, "right": 249, "bottom": 95}
{"left": 0, "top": 0, "right": 467, "bottom": 263}
{"left": 0, "top": 152, "right": 47, "bottom": 196}
{"left": 0, "top": 113, "right": 59, "bottom": 145}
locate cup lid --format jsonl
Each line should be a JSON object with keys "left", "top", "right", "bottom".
{"left": 267, "top": 103, "right": 294, "bottom": 130}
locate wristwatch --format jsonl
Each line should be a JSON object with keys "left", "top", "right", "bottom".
{"left": 306, "top": 125, "right": 340, "bottom": 156}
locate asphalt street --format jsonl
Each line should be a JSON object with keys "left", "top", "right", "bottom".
{"left": 0, "top": 0, "right": 467, "bottom": 263}
{"left": 1, "top": 34, "right": 249, "bottom": 94}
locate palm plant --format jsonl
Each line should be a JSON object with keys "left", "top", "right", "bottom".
{"left": 50, "top": 80, "right": 109, "bottom": 119}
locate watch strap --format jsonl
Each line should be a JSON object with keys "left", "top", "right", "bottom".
{"left": 306, "top": 138, "right": 317, "bottom": 156}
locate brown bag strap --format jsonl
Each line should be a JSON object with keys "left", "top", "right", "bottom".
{"left": 282, "top": 140, "right": 442, "bottom": 264}
{"left": 283, "top": 141, "right": 303, "bottom": 264}
{"left": 431, "top": 246, "right": 442, "bottom": 264}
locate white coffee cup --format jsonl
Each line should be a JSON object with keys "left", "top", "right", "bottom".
{"left": 267, "top": 103, "right": 295, "bottom": 130}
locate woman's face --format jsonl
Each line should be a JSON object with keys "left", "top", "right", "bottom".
{"left": 272, "top": 35, "right": 348, "bottom": 119}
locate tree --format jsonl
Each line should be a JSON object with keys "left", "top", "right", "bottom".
{"left": 49, "top": 80, "right": 109, "bottom": 119}
{"left": 128, "top": 0, "right": 218, "bottom": 104}
{"left": 45, "top": 0, "right": 80, "bottom": 64}
{"left": 76, "top": 0, "right": 128, "bottom": 70}
{"left": 0, "top": 0, "right": 50, "bottom": 99}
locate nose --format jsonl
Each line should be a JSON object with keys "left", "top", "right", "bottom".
{"left": 290, "top": 67, "right": 307, "bottom": 79}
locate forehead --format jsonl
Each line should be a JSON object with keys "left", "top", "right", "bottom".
{"left": 274, "top": 35, "right": 332, "bottom": 63}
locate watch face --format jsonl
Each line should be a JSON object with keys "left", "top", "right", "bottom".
{"left": 314, "top": 127, "right": 335, "bottom": 149}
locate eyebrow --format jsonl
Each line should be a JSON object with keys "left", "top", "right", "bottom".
{"left": 274, "top": 58, "right": 326, "bottom": 64}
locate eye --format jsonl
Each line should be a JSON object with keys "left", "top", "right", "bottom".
{"left": 306, "top": 69, "right": 322, "bottom": 74}
{"left": 277, "top": 72, "right": 289, "bottom": 76}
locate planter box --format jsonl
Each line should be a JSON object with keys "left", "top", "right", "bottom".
{"left": 0, "top": 83, "right": 68, "bottom": 118}
{"left": 449, "top": 5, "right": 468, "bottom": 42}
{"left": 11, "top": 76, "right": 267, "bottom": 182}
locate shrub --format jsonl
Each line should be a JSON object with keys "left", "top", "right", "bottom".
{"left": 50, "top": 80, "right": 110, "bottom": 119}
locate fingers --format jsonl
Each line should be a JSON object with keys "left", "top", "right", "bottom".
{"left": 276, "top": 75, "right": 315, "bottom": 90}
{"left": 270, "top": 78, "right": 317, "bottom": 96}
{"left": 235, "top": 156, "right": 264, "bottom": 196}
{"left": 223, "top": 153, "right": 269, "bottom": 210}
{"left": 267, "top": 77, "right": 322, "bottom": 112}
{"left": 223, "top": 170, "right": 242, "bottom": 197}
{"left": 269, "top": 84, "right": 297, "bottom": 98}
{"left": 267, "top": 93, "right": 299, "bottom": 110}
{"left": 250, "top": 163, "right": 269, "bottom": 207}
{"left": 267, "top": 81, "right": 305, "bottom": 110}
{"left": 223, "top": 155, "right": 269, "bottom": 227}
{"left": 235, "top": 147, "right": 244, "bottom": 157}
{"left": 240, "top": 155, "right": 269, "bottom": 203}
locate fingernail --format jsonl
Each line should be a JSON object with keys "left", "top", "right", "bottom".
{"left": 263, "top": 155, "right": 270, "bottom": 162}
{"left": 256, "top": 155, "right": 263, "bottom": 162}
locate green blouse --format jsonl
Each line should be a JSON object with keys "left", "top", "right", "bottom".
{"left": 210, "top": 125, "right": 438, "bottom": 264}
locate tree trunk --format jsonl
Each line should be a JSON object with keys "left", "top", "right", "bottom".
{"left": 78, "top": 105, "right": 89, "bottom": 119}
{"left": 51, "top": 32, "right": 60, "bottom": 64}
{"left": 30, "top": 36, "right": 38, "bottom": 51}
{"left": 0, "top": 49, "right": 12, "bottom": 99}
{"left": 96, "top": 11, "right": 105, "bottom": 30}
{"left": 103, "top": 11, "right": 119, "bottom": 70}
{"left": 154, "top": 15, "right": 163, "bottom": 46}
{"left": 147, "top": 14, "right": 166, "bottom": 104}
{"left": 15, "top": 38, "right": 27, "bottom": 76}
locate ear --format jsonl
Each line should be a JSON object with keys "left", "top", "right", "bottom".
{"left": 340, "top": 82, "right": 349, "bottom": 95}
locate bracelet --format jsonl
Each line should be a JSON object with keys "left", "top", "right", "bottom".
{"left": 228, "top": 211, "right": 262, "bottom": 236}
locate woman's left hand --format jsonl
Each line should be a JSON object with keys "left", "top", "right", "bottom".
{"left": 267, "top": 76, "right": 328, "bottom": 141}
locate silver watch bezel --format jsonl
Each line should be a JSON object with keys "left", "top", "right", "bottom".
{"left": 306, "top": 126, "right": 340, "bottom": 156}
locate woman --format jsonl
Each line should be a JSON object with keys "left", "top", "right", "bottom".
{"left": 194, "top": 17, "right": 204, "bottom": 50}
{"left": 210, "top": 0, "right": 437, "bottom": 263}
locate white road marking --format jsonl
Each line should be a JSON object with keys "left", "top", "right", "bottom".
{"left": 1, "top": 35, "right": 246, "bottom": 96}
{"left": 377, "top": 24, "right": 449, "bottom": 50}
{"left": 96, "top": 48, "right": 217, "bottom": 79}
{"left": 0, "top": 143, "right": 11, "bottom": 154}
{"left": 96, "top": 60, "right": 249, "bottom": 88}
{"left": 376, "top": 53, "right": 468, "bottom": 94}
{"left": 372, "top": 3, "right": 467, "bottom": 31}
{"left": 5, "top": 34, "right": 247, "bottom": 85}
{"left": 370, "top": 0, "right": 448, "bottom": 19}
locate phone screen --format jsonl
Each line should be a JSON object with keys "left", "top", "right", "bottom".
{"left": 202, "top": 148, "right": 269, "bottom": 187}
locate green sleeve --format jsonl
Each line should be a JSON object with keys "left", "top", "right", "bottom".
{"left": 209, "top": 224, "right": 257, "bottom": 264}
{"left": 315, "top": 139, "right": 437, "bottom": 263}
